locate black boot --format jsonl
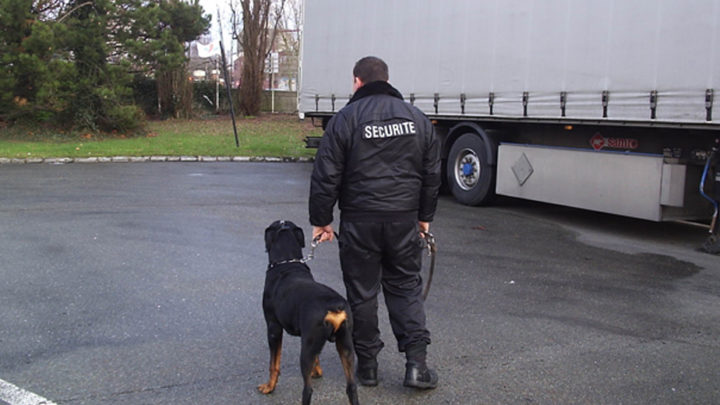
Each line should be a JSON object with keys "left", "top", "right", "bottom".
{"left": 356, "top": 357, "right": 378, "bottom": 387}
{"left": 403, "top": 363, "right": 438, "bottom": 389}
{"left": 403, "top": 343, "right": 438, "bottom": 389}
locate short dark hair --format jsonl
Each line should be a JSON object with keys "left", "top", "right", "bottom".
{"left": 353, "top": 56, "right": 389, "bottom": 83}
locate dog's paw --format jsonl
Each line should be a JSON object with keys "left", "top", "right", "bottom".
{"left": 257, "top": 383, "right": 276, "bottom": 394}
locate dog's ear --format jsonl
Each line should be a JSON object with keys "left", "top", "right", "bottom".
{"left": 293, "top": 226, "right": 305, "bottom": 248}
{"left": 264, "top": 226, "right": 276, "bottom": 252}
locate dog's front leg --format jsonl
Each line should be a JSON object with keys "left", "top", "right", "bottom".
{"left": 258, "top": 323, "right": 283, "bottom": 394}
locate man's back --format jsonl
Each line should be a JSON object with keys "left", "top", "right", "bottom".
{"left": 310, "top": 80, "right": 440, "bottom": 225}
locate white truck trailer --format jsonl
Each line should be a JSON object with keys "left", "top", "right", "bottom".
{"left": 298, "top": 0, "right": 720, "bottom": 252}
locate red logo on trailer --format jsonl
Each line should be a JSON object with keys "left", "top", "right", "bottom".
{"left": 589, "top": 133, "right": 639, "bottom": 151}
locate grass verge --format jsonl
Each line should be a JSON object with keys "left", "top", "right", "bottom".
{"left": 0, "top": 114, "right": 320, "bottom": 159}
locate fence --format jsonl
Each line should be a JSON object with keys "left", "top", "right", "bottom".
{"left": 260, "top": 91, "right": 297, "bottom": 114}
{"left": 135, "top": 79, "right": 298, "bottom": 116}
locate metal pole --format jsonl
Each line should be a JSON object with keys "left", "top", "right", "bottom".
{"left": 220, "top": 40, "right": 240, "bottom": 148}
{"left": 215, "top": 58, "right": 219, "bottom": 113}
{"left": 271, "top": 70, "right": 275, "bottom": 113}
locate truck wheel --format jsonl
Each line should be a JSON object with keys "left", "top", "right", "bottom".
{"left": 447, "top": 133, "right": 496, "bottom": 206}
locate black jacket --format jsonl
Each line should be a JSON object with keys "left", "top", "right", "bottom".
{"left": 309, "top": 81, "right": 441, "bottom": 226}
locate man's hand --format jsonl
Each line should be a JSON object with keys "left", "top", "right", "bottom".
{"left": 313, "top": 225, "right": 335, "bottom": 243}
{"left": 418, "top": 221, "right": 430, "bottom": 236}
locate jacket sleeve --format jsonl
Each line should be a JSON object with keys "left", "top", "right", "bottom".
{"left": 418, "top": 118, "right": 442, "bottom": 222}
{"left": 309, "top": 113, "right": 347, "bottom": 226}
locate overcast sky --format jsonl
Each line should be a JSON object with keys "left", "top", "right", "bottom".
{"left": 199, "top": 0, "right": 232, "bottom": 43}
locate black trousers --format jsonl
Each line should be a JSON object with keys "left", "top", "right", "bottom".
{"left": 338, "top": 220, "right": 431, "bottom": 362}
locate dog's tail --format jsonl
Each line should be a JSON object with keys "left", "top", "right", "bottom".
{"left": 324, "top": 308, "right": 348, "bottom": 342}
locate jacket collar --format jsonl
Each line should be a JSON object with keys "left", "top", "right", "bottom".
{"left": 347, "top": 81, "right": 404, "bottom": 105}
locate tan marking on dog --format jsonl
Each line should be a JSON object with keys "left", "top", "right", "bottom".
{"left": 324, "top": 310, "right": 347, "bottom": 333}
{"left": 311, "top": 356, "right": 323, "bottom": 378}
{"left": 258, "top": 341, "right": 282, "bottom": 394}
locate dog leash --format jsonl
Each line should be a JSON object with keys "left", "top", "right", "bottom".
{"left": 421, "top": 231, "right": 437, "bottom": 301}
{"left": 268, "top": 240, "right": 323, "bottom": 268}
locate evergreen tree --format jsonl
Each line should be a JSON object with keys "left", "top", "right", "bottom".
{"left": 62, "top": 0, "right": 136, "bottom": 130}
{"left": 0, "top": 0, "right": 209, "bottom": 130}
{"left": 121, "top": 0, "right": 210, "bottom": 118}
{"left": 0, "top": 0, "right": 70, "bottom": 122}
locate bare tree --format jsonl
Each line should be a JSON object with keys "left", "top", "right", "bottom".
{"left": 276, "top": 0, "right": 300, "bottom": 56}
{"left": 230, "top": 0, "right": 286, "bottom": 116}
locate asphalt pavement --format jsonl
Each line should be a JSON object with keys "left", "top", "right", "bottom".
{"left": 1, "top": 162, "right": 718, "bottom": 404}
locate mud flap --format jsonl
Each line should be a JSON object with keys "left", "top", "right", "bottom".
{"left": 701, "top": 140, "right": 720, "bottom": 254}
{"left": 702, "top": 235, "right": 720, "bottom": 255}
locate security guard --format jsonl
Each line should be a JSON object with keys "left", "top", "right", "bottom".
{"left": 309, "top": 56, "right": 441, "bottom": 389}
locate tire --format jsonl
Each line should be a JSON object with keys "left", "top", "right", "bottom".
{"left": 446, "top": 133, "right": 496, "bottom": 206}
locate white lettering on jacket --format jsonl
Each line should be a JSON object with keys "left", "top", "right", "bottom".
{"left": 363, "top": 121, "right": 416, "bottom": 139}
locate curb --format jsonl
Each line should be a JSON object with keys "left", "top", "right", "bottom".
{"left": 0, "top": 156, "right": 315, "bottom": 165}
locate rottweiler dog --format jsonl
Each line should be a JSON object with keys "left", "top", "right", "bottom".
{"left": 259, "top": 220, "right": 359, "bottom": 405}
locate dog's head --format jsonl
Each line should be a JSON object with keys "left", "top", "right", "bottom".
{"left": 265, "top": 220, "right": 306, "bottom": 265}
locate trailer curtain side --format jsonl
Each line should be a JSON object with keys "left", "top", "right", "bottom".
{"left": 299, "top": 0, "right": 719, "bottom": 126}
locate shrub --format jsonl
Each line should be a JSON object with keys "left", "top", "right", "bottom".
{"left": 100, "top": 105, "right": 146, "bottom": 134}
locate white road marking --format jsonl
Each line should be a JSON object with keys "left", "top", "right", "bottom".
{"left": 0, "top": 379, "right": 57, "bottom": 405}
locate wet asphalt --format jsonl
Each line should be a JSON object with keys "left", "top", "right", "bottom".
{"left": 0, "top": 162, "right": 718, "bottom": 404}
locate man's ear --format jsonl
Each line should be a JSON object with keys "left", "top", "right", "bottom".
{"left": 353, "top": 76, "right": 364, "bottom": 92}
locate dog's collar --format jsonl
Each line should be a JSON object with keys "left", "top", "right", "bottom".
{"left": 267, "top": 237, "right": 320, "bottom": 270}
{"left": 267, "top": 258, "right": 307, "bottom": 270}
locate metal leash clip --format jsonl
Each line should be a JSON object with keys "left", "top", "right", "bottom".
{"left": 305, "top": 231, "right": 339, "bottom": 263}
{"left": 421, "top": 231, "right": 436, "bottom": 257}
{"left": 304, "top": 235, "right": 322, "bottom": 263}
